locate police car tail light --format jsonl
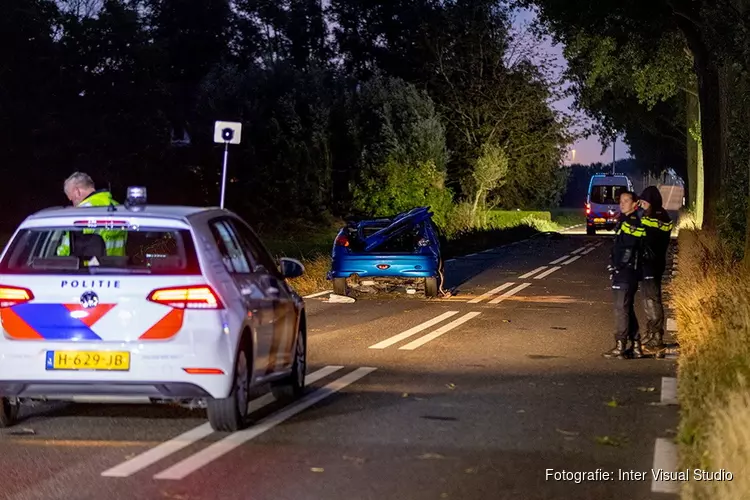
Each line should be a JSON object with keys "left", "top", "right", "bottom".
{"left": 147, "top": 285, "right": 224, "bottom": 309}
{"left": 0, "top": 286, "right": 34, "bottom": 308}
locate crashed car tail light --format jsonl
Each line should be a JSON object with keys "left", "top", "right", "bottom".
{"left": 147, "top": 285, "right": 224, "bottom": 309}
{"left": 335, "top": 235, "right": 350, "bottom": 247}
{"left": 0, "top": 286, "right": 34, "bottom": 308}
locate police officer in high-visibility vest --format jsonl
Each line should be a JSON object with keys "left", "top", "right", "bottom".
{"left": 603, "top": 190, "right": 646, "bottom": 359}
{"left": 638, "top": 186, "right": 674, "bottom": 357}
{"left": 56, "top": 172, "right": 127, "bottom": 256}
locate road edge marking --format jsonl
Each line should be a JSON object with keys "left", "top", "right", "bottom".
{"left": 651, "top": 437, "right": 682, "bottom": 494}
{"left": 661, "top": 377, "right": 678, "bottom": 405}
{"left": 369, "top": 311, "right": 459, "bottom": 349}
{"left": 398, "top": 312, "right": 482, "bottom": 350}
{"left": 100, "top": 365, "right": 344, "bottom": 478}
{"left": 153, "top": 367, "right": 378, "bottom": 481}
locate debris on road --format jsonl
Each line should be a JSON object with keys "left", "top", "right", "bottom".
{"left": 327, "top": 294, "right": 356, "bottom": 303}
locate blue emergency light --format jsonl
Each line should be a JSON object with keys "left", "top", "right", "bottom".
{"left": 125, "top": 186, "right": 147, "bottom": 211}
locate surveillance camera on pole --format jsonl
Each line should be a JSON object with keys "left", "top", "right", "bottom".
{"left": 213, "top": 120, "right": 243, "bottom": 209}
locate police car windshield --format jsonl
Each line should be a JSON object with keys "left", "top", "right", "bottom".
{"left": 0, "top": 227, "right": 201, "bottom": 275}
{"left": 590, "top": 185, "right": 628, "bottom": 205}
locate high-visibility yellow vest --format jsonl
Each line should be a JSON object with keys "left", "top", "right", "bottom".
{"left": 56, "top": 191, "right": 127, "bottom": 257}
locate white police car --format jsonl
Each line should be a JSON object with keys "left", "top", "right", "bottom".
{"left": 0, "top": 188, "right": 307, "bottom": 432}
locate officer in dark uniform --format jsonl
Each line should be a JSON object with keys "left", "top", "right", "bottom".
{"left": 603, "top": 190, "right": 645, "bottom": 359}
{"left": 638, "top": 186, "right": 674, "bottom": 357}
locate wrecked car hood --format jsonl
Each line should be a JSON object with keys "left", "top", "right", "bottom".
{"left": 361, "top": 207, "right": 434, "bottom": 252}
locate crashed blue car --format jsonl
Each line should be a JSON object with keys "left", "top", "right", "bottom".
{"left": 328, "top": 207, "right": 444, "bottom": 297}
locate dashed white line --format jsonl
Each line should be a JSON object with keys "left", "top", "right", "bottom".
{"left": 369, "top": 311, "right": 460, "bottom": 349}
{"left": 581, "top": 247, "right": 596, "bottom": 255}
{"left": 570, "top": 247, "right": 586, "bottom": 255}
{"left": 399, "top": 312, "right": 482, "bottom": 350}
{"left": 549, "top": 255, "right": 570, "bottom": 265}
{"left": 467, "top": 282, "right": 516, "bottom": 304}
{"left": 519, "top": 266, "right": 548, "bottom": 279}
{"left": 101, "top": 365, "right": 344, "bottom": 478}
{"left": 561, "top": 255, "right": 582, "bottom": 266}
{"left": 303, "top": 290, "right": 333, "bottom": 299}
{"left": 153, "top": 367, "right": 377, "bottom": 480}
{"left": 488, "top": 282, "right": 531, "bottom": 305}
{"left": 534, "top": 267, "right": 561, "bottom": 280}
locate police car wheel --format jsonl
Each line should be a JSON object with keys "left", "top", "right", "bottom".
{"left": 586, "top": 226, "right": 596, "bottom": 235}
{"left": 206, "top": 345, "right": 251, "bottom": 432}
{"left": 0, "top": 397, "right": 20, "bottom": 428}
{"left": 271, "top": 324, "right": 307, "bottom": 401}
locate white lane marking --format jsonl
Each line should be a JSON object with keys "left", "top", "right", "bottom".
{"left": 549, "top": 255, "right": 570, "bottom": 265}
{"left": 466, "top": 282, "right": 516, "bottom": 304}
{"left": 651, "top": 438, "right": 681, "bottom": 493}
{"left": 303, "top": 290, "right": 333, "bottom": 299}
{"left": 666, "top": 318, "right": 677, "bottom": 332}
{"left": 595, "top": 242, "right": 604, "bottom": 248}
{"left": 488, "top": 283, "right": 532, "bottom": 305}
{"left": 153, "top": 367, "right": 377, "bottom": 480}
{"left": 561, "top": 255, "right": 582, "bottom": 266}
{"left": 466, "top": 253, "right": 478, "bottom": 257}
{"left": 570, "top": 247, "right": 585, "bottom": 255}
{"left": 398, "top": 312, "right": 482, "bottom": 350}
{"left": 534, "top": 267, "right": 561, "bottom": 280}
{"left": 661, "top": 377, "right": 678, "bottom": 405}
{"left": 101, "top": 365, "right": 343, "bottom": 478}
{"left": 581, "top": 247, "right": 596, "bottom": 255}
{"left": 519, "top": 266, "right": 548, "bottom": 279}
{"left": 369, "top": 311, "right": 459, "bottom": 349}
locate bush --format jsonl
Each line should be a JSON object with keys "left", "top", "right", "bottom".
{"left": 672, "top": 228, "right": 750, "bottom": 500}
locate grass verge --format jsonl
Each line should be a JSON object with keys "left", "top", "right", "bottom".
{"left": 671, "top": 228, "right": 750, "bottom": 500}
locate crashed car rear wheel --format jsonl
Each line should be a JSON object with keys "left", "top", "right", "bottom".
{"left": 333, "top": 278, "right": 347, "bottom": 296}
{"left": 425, "top": 277, "right": 439, "bottom": 298}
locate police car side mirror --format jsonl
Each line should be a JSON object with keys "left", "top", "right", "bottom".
{"left": 279, "top": 257, "right": 305, "bottom": 279}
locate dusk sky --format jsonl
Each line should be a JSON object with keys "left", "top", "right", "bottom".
{"left": 513, "top": 8, "right": 631, "bottom": 166}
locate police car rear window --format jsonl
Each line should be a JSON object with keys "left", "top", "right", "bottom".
{"left": 590, "top": 185, "right": 628, "bottom": 205}
{"left": 0, "top": 227, "right": 201, "bottom": 275}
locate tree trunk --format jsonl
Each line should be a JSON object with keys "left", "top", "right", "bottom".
{"left": 686, "top": 84, "right": 704, "bottom": 227}
{"left": 675, "top": 17, "right": 726, "bottom": 231}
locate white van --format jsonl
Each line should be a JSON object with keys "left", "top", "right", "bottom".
{"left": 585, "top": 173, "right": 634, "bottom": 235}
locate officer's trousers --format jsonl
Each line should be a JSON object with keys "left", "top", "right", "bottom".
{"left": 612, "top": 279, "right": 639, "bottom": 343}
{"left": 641, "top": 277, "right": 664, "bottom": 343}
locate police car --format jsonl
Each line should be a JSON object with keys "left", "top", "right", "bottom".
{"left": 0, "top": 188, "right": 307, "bottom": 432}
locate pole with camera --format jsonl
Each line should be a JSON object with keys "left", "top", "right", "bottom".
{"left": 213, "top": 120, "right": 243, "bottom": 209}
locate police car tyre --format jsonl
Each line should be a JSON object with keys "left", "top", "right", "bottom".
{"left": 425, "top": 277, "right": 439, "bottom": 298}
{"left": 332, "top": 278, "right": 347, "bottom": 296}
{"left": 206, "top": 343, "right": 251, "bottom": 432}
{"left": 586, "top": 226, "right": 596, "bottom": 235}
{"left": 271, "top": 323, "right": 307, "bottom": 400}
{"left": 0, "top": 397, "right": 20, "bottom": 428}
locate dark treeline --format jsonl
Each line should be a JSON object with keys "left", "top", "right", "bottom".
{"left": 2, "top": 0, "right": 577, "bottom": 235}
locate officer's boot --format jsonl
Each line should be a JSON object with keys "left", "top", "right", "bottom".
{"left": 602, "top": 340, "right": 627, "bottom": 359}
{"left": 643, "top": 332, "right": 665, "bottom": 358}
{"left": 631, "top": 340, "right": 644, "bottom": 359}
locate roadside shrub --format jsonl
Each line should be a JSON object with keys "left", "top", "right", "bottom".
{"left": 672, "top": 228, "right": 750, "bottom": 500}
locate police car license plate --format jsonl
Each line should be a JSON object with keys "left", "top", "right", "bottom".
{"left": 45, "top": 351, "right": 130, "bottom": 371}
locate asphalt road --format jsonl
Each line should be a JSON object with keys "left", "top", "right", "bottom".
{"left": 0, "top": 187, "right": 683, "bottom": 500}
